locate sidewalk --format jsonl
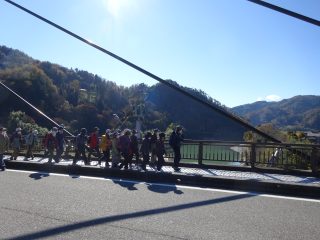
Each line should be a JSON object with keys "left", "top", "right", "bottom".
{"left": 3, "top": 155, "right": 320, "bottom": 199}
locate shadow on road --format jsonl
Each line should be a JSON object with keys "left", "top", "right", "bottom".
{"left": 7, "top": 193, "right": 255, "bottom": 240}
{"left": 112, "top": 180, "right": 138, "bottom": 191}
{"left": 29, "top": 173, "right": 50, "bottom": 180}
{"left": 147, "top": 184, "right": 184, "bottom": 195}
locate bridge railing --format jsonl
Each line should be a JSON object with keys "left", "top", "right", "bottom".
{"left": 6, "top": 136, "right": 320, "bottom": 172}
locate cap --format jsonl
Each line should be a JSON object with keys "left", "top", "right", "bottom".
{"left": 94, "top": 127, "right": 99, "bottom": 131}
{"left": 52, "top": 127, "right": 58, "bottom": 131}
{"left": 16, "top": 127, "right": 22, "bottom": 132}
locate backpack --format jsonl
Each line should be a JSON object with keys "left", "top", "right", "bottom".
{"left": 169, "top": 132, "right": 175, "bottom": 147}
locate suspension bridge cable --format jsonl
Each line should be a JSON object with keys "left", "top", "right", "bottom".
{"left": 248, "top": 0, "right": 320, "bottom": 27}
{"left": 0, "top": 80, "right": 75, "bottom": 137}
{"left": 4, "top": 0, "right": 281, "bottom": 143}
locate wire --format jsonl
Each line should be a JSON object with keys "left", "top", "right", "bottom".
{"left": 0, "top": 80, "right": 75, "bottom": 137}
{"left": 248, "top": 0, "right": 320, "bottom": 27}
{"left": 4, "top": 0, "right": 281, "bottom": 143}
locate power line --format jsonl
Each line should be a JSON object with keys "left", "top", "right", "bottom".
{"left": 0, "top": 80, "right": 75, "bottom": 137}
{"left": 248, "top": 0, "right": 320, "bottom": 27}
{"left": 4, "top": 0, "right": 281, "bottom": 143}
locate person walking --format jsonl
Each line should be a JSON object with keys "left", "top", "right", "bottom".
{"left": 45, "top": 127, "right": 58, "bottom": 164}
{"left": 140, "top": 132, "right": 152, "bottom": 171}
{"left": 150, "top": 129, "right": 158, "bottom": 166}
{"left": 87, "top": 127, "right": 101, "bottom": 165}
{"left": 130, "top": 129, "right": 140, "bottom": 167}
{"left": 169, "top": 126, "right": 184, "bottom": 171}
{"left": 25, "top": 129, "right": 38, "bottom": 160}
{"left": 73, "top": 128, "right": 88, "bottom": 165}
{"left": 55, "top": 126, "right": 65, "bottom": 163}
{"left": 156, "top": 132, "right": 166, "bottom": 171}
{"left": 118, "top": 129, "right": 131, "bottom": 170}
{"left": 111, "top": 132, "right": 121, "bottom": 168}
{"left": 10, "top": 127, "right": 23, "bottom": 160}
{"left": 99, "top": 129, "right": 112, "bottom": 167}
{"left": 0, "top": 127, "right": 10, "bottom": 171}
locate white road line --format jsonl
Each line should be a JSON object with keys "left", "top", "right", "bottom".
{"left": 6, "top": 169, "right": 320, "bottom": 203}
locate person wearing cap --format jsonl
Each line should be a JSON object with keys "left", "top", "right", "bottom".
{"left": 45, "top": 127, "right": 58, "bottom": 164}
{"left": 130, "top": 129, "right": 140, "bottom": 167}
{"left": 99, "top": 129, "right": 112, "bottom": 167}
{"left": 10, "top": 127, "right": 23, "bottom": 160}
{"left": 55, "top": 126, "right": 65, "bottom": 163}
{"left": 87, "top": 127, "right": 101, "bottom": 165}
{"left": 169, "top": 126, "right": 184, "bottom": 171}
{"left": 25, "top": 129, "right": 38, "bottom": 160}
{"left": 140, "top": 132, "right": 152, "bottom": 171}
{"left": 0, "top": 127, "right": 10, "bottom": 171}
{"left": 73, "top": 128, "right": 88, "bottom": 165}
{"left": 156, "top": 132, "right": 166, "bottom": 171}
{"left": 150, "top": 129, "right": 159, "bottom": 166}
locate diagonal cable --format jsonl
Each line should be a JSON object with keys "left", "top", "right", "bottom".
{"left": 0, "top": 80, "right": 75, "bottom": 137}
{"left": 248, "top": 0, "right": 320, "bottom": 27}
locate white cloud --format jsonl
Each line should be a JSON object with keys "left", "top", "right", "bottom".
{"left": 257, "top": 95, "right": 282, "bottom": 102}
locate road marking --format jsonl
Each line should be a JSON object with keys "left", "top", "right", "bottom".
{"left": 6, "top": 169, "right": 320, "bottom": 203}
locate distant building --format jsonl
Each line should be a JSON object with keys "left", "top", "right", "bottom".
{"left": 304, "top": 131, "right": 320, "bottom": 144}
{"left": 78, "top": 89, "right": 96, "bottom": 104}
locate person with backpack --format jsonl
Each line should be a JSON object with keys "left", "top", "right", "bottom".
{"left": 169, "top": 126, "right": 184, "bottom": 171}
{"left": 10, "top": 127, "right": 23, "bottom": 160}
{"left": 87, "top": 127, "right": 101, "bottom": 165}
{"left": 73, "top": 128, "right": 88, "bottom": 165}
{"left": 140, "top": 132, "right": 152, "bottom": 171}
{"left": 99, "top": 129, "right": 112, "bottom": 167}
{"left": 0, "top": 127, "right": 9, "bottom": 171}
{"left": 156, "top": 132, "right": 166, "bottom": 171}
{"left": 25, "top": 129, "right": 38, "bottom": 160}
{"left": 45, "top": 127, "right": 58, "bottom": 164}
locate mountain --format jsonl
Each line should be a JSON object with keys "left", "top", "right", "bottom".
{"left": 0, "top": 45, "right": 248, "bottom": 140}
{"left": 232, "top": 96, "right": 320, "bottom": 131}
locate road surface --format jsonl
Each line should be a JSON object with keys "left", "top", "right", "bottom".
{"left": 0, "top": 170, "right": 319, "bottom": 240}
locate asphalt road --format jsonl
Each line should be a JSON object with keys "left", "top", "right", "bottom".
{"left": 0, "top": 170, "right": 319, "bottom": 240}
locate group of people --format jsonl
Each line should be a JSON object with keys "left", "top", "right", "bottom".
{"left": 0, "top": 124, "right": 184, "bottom": 172}
{"left": 73, "top": 125, "right": 184, "bottom": 172}
{"left": 0, "top": 127, "right": 40, "bottom": 171}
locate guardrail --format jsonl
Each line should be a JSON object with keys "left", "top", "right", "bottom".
{"left": 6, "top": 136, "right": 320, "bottom": 173}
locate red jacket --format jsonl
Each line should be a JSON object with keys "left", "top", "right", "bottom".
{"left": 89, "top": 132, "right": 99, "bottom": 148}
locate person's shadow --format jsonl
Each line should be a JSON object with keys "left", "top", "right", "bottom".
{"left": 29, "top": 172, "right": 50, "bottom": 180}
{"left": 147, "top": 184, "right": 184, "bottom": 195}
{"left": 112, "top": 180, "right": 138, "bottom": 191}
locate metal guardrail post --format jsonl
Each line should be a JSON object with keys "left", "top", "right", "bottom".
{"left": 250, "top": 143, "right": 256, "bottom": 168}
{"left": 198, "top": 142, "right": 203, "bottom": 165}
{"left": 311, "top": 147, "right": 319, "bottom": 175}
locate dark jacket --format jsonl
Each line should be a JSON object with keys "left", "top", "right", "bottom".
{"left": 76, "top": 133, "right": 88, "bottom": 149}
{"left": 140, "top": 138, "right": 150, "bottom": 155}
{"left": 130, "top": 135, "right": 139, "bottom": 151}
{"left": 169, "top": 131, "right": 184, "bottom": 149}
{"left": 155, "top": 139, "right": 166, "bottom": 156}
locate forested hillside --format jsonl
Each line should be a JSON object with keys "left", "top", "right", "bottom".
{"left": 0, "top": 45, "right": 248, "bottom": 140}
{"left": 232, "top": 96, "right": 320, "bottom": 131}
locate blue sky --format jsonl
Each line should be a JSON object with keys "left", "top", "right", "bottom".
{"left": 1, "top": 0, "right": 319, "bottom": 107}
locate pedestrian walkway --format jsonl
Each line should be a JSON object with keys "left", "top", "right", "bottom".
{"left": 3, "top": 155, "right": 320, "bottom": 186}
